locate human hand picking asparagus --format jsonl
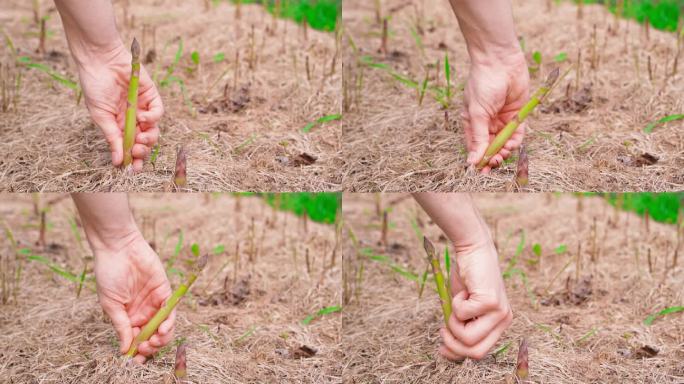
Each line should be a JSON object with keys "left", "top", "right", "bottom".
{"left": 72, "top": 194, "right": 174, "bottom": 364}
{"left": 414, "top": 193, "right": 512, "bottom": 361}
{"left": 54, "top": 0, "right": 163, "bottom": 172}
{"left": 448, "top": 0, "right": 530, "bottom": 173}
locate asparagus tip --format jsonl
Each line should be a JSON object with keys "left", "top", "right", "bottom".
{"left": 131, "top": 38, "right": 141, "bottom": 59}
{"left": 196, "top": 253, "right": 209, "bottom": 270}
{"left": 545, "top": 67, "right": 560, "bottom": 87}
{"left": 174, "top": 145, "right": 187, "bottom": 188}
{"left": 515, "top": 144, "right": 529, "bottom": 187}
{"left": 515, "top": 337, "right": 529, "bottom": 380}
{"left": 174, "top": 343, "right": 188, "bottom": 379}
{"left": 423, "top": 236, "right": 435, "bottom": 259}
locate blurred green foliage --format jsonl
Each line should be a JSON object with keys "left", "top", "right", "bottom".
{"left": 230, "top": 0, "right": 340, "bottom": 31}
{"left": 602, "top": 192, "right": 684, "bottom": 224}
{"left": 259, "top": 193, "right": 340, "bottom": 224}
{"left": 577, "top": 0, "right": 683, "bottom": 32}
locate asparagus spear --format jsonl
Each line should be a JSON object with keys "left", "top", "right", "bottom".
{"left": 125, "top": 254, "right": 207, "bottom": 359}
{"left": 515, "top": 144, "right": 529, "bottom": 187}
{"left": 516, "top": 338, "right": 529, "bottom": 380}
{"left": 123, "top": 38, "right": 141, "bottom": 168}
{"left": 477, "top": 68, "right": 560, "bottom": 170}
{"left": 174, "top": 343, "right": 188, "bottom": 380}
{"left": 423, "top": 236, "right": 452, "bottom": 326}
{"left": 174, "top": 145, "right": 187, "bottom": 188}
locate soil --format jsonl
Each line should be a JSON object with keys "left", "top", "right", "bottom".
{"left": 341, "top": 193, "right": 684, "bottom": 383}
{"left": 0, "top": 194, "right": 341, "bottom": 383}
{"left": 0, "top": 0, "right": 341, "bottom": 192}
{"left": 341, "top": 0, "right": 684, "bottom": 192}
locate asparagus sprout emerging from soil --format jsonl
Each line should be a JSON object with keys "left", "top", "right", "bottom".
{"left": 423, "top": 236, "right": 452, "bottom": 326}
{"left": 516, "top": 338, "right": 529, "bottom": 380}
{"left": 123, "top": 38, "right": 141, "bottom": 168}
{"left": 516, "top": 144, "right": 529, "bottom": 187}
{"left": 174, "top": 343, "right": 188, "bottom": 380}
{"left": 477, "top": 68, "right": 560, "bottom": 170}
{"left": 174, "top": 146, "right": 187, "bottom": 188}
{"left": 124, "top": 254, "right": 207, "bottom": 360}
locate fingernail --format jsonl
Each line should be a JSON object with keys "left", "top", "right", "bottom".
{"left": 466, "top": 152, "right": 475, "bottom": 164}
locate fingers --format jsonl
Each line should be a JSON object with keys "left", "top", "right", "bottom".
{"left": 159, "top": 308, "right": 176, "bottom": 336}
{"left": 452, "top": 293, "right": 500, "bottom": 322}
{"left": 439, "top": 343, "right": 464, "bottom": 362}
{"left": 137, "top": 340, "right": 160, "bottom": 357}
{"left": 137, "top": 98, "right": 163, "bottom": 125}
{"left": 132, "top": 354, "right": 147, "bottom": 364}
{"left": 136, "top": 125, "right": 160, "bottom": 146}
{"left": 94, "top": 116, "right": 123, "bottom": 167}
{"left": 447, "top": 309, "right": 511, "bottom": 348}
{"left": 102, "top": 303, "right": 133, "bottom": 354}
{"left": 439, "top": 315, "right": 509, "bottom": 360}
{"left": 132, "top": 143, "right": 150, "bottom": 159}
{"left": 465, "top": 110, "right": 491, "bottom": 166}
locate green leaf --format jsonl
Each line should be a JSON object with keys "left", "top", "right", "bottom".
{"left": 18, "top": 248, "right": 32, "bottom": 255}
{"left": 532, "top": 51, "right": 542, "bottom": 65}
{"left": 173, "top": 231, "right": 184, "bottom": 258}
{"left": 444, "top": 247, "right": 450, "bottom": 274}
{"left": 644, "top": 114, "right": 684, "bottom": 133}
{"left": 213, "top": 244, "right": 225, "bottom": 255}
{"left": 150, "top": 144, "right": 160, "bottom": 165}
{"left": 191, "top": 51, "right": 200, "bottom": 65}
{"left": 532, "top": 243, "right": 542, "bottom": 258}
{"left": 302, "top": 305, "right": 342, "bottom": 325}
{"left": 301, "top": 113, "right": 342, "bottom": 133}
{"left": 554, "top": 244, "right": 568, "bottom": 254}
{"left": 553, "top": 52, "right": 568, "bottom": 62}
{"left": 444, "top": 52, "right": 451, "bottom": 88}
{"left": 27, "top": 254, "right": 79, "bottom": 282}
{"left": 213, "top": 52, "right": 225, "bottom": 63}
{"left": 644, "top": 306, "right": 684, "bottom": 325}
{"left": 191, "top": 243, "right": 200, "bottom": 257}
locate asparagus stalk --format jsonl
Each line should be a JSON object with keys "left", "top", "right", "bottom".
{"left": 423, "top": 236, "right": 452, "bottom": 326}
{"left": 123, "top": 38, "right": 141, "bottom": 168}
{"left": 477, "top": 68, "right": 560, "bottom": 170}
{"left": 125, "top": 254, "right": 207, "bottom": 359}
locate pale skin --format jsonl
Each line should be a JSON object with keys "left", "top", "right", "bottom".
{"left": 72, "top": 194, "right": 174, "bottom": 364}
{"left": 448, "top": 0, "right": 530, "bottom": 173}
{"left": 413, "top": 193, "right": 512, "bottom": 361}
{"left": 54, "top": 0, "right": 163, "bottom": 172}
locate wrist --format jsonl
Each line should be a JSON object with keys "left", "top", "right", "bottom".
{"left": 69, "top": 38, "right": 126, "bottom": 70}
{"left": 469, "top": 46, "right": 525, "bottom": 69}
{"left": 83, "top": 219, "right": 140, "bottom": 254}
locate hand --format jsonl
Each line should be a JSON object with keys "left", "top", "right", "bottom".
{"left": 77, "top": 43, "right": 163, "bottom": 172}
{"left": 463, "top": 52, "right": 529, "bottom": 173}
{"left": 93, "top": 230, "right": 174, "bottom": 364}
{"left": 438, "top": 232, "right": 512, "bottom": 361}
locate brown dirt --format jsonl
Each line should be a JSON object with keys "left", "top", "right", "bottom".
{"left": 0, "top": 194, "right": 341, "bottom": 383}
{"left": 341, "top": 0, "right": 684, "bottom": 192}
{"left": 0, "top": 0, "right": 341, "bottom": 192}
{"left": 341, "top": 193, "right": 684, "bottom": 383}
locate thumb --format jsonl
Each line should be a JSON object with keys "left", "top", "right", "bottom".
{"left": 94, "top": 116, "right": 123, "bottom": 167}
{"left": 466, "top": 109, "right": 491, "bottom": 166}
{"left": 103, "top": 303, "right": 133, "bottom": 354}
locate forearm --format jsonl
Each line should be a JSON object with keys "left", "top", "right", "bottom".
{"left": 413, "top": 193, "right": 490, "bottom": 253}
{"left": 447, "top": 0, "right": 521, "bottom": 65}
{"left": 72, "top": 193, "right": 138, "bottom": 251}
{"left": 54, "top": 0, "right": 123, "bottom": 66}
